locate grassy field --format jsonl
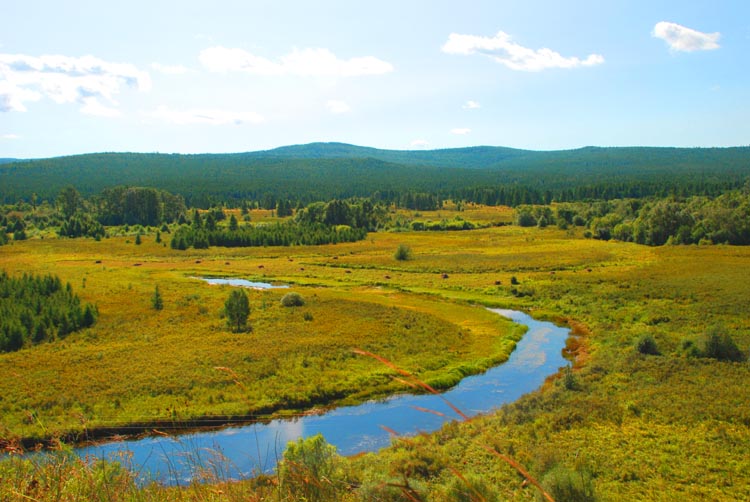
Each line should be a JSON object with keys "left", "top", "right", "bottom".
{"left": 1, "top": 206, "right": 749, "bottom": 500}
{"left": 0, "top": 208, "right": 524, "bottom": 442}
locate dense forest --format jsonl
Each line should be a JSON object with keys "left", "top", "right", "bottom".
{"left": 514, "top": 187, "right": 750, "bottom": 245}
{"left": 1, "top": 143, "right": 749, "bottom": 251}
{"left": 0, "top": 271, "right": 97, "bottom": 352}
{"left": 1, "top": 144, "right": 748, "bottom": 208}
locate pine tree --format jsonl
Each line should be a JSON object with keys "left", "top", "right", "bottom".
{"left": 224, "top": 289, "right": 250, "bottom": 332}
{"left": 151, "top": 285, "right": 164, "bottom": 311}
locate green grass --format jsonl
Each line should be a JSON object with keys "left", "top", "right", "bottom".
{"left": 1, "top": 218, "right": 749, "bottom": 500}
{"left": 0, "top": 231, "right": 521, "bottom": 442}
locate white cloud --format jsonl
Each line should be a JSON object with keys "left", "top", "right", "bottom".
{"left": 0, "top": 80, "right": 40, "bottom": 112}
{"left": 410, "top": 139, "right": 430, "bottom": 148}
{"left": 0, "top": 53, "right": 150, "bottom": 114}
{"left": 199, "top": 46, "right": 394, "bottom": 77}
{"left": 326, "top": 99, "right": 351, "bottom": 114}
{"left": 80, "top": 97, "right": 121, "bottom": 117}
{"left": 652, "top": 22, "right": 720, "bottom": 52}
{"left": 463, "top": 100, "right": 481, "bottom": 109}
{"left": 442, "top": 31, "right": 604, "bottom": 71}
{"left": 451, "top": 128, "right": 471, "bottom": 135}
{"left": 2, "top": 133, "right": 20, "bottom": 140}
{"left": 150, "top": 63, "right": 189, "bottom": 75}
{"left": 143, "top": 105, "right": 264, "bottom": 126}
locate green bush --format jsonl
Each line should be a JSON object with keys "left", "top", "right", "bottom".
{"left": 542, "top": 465, "right": 597, "bottom": 502}
{"left": 279, "top": 434, "right": 343, "bottom": 501}
{"left": 702, "top": 324, "right": 746, "bottom": 362}
{"left": 636, "top": 334, "right": 660, "bottom": 355}
{"left": 280, "top": 292, "right": 305, "bottom": 307}
{"left": 562, "top": 365, "right": 580, "bottom": 391}
{"left": 394, "top": 243, "right": 412, "bottom": 261}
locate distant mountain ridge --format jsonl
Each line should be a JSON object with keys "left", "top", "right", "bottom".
{"left": 1, "top": 143, "right": 749, "bottom": 205}
{"left": 241, "top": 142, "right": 532, "bottom": 168}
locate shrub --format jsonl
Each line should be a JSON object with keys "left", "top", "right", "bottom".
{"left": 702, "top": 324, "right": 746, "bottom": 362}
{"left": 279, "top": 434, "right": 343, "bottom": 501}
{"left": 680, "top": 339, "right": 702, "bottom": 358}
{"left": 542, "top": 465, "right": 597, "bottom": 502}
{"left": 516, "top": 210, "right": 537, "bottom": 227}
{"left": 562, "top": 365, "right": 580, "bottom": 391}
{"left": 636, "top": 334, "right": 659, "bottom": 355}
{"left": 443, "top": 473, "right": 500, "bottom": 502}
{"left": 280, "top": 292, "right": 305, "bottom": 307}
{"left": 394, "top": 243, "right": 412, "bottom": 261}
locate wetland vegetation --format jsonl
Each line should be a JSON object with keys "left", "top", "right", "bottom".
{"left": 1, "top": 144, "right": 749, "bottom": 501}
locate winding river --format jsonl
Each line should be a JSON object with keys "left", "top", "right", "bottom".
{"left": 76, "top": 308, "right": 569, "bottom": 485}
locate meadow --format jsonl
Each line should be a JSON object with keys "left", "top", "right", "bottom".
{"left": 1, "top": 204, "right": 749, "bottom": 501}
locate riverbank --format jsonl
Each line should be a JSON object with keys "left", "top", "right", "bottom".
{"left": 3, "top": 226, "right": 750, "bottom": 500}
{"left": 0, "top": 234, "right": 531, "bottom": 446}
{"left": 12, "top": 309, "right": 569, "bottom": 489}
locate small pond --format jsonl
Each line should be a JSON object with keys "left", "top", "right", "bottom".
{"left": 76, "top": 309, "right": 569, "bottom": 485}
{"left": 194, "top": 277, "right": 289, "bottom": 289}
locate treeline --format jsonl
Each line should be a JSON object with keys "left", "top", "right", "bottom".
{"left": 170, "top": 222, "right": 367, "bottom": 250}
{"left": 516, "top": 188, "right": 750, "bottom": 246}
{"left": 2, "top": 146, "right": 749, "bottom": 209}
{"left": 169, "top": 199, "right": 381, "bottom": 250}
{"left": 0, "top": 271, "right": 97, "bottom": 352}
{"left": 54, "top": 185, "right": 186, "bottom": 238}
{"left": 452, "top": 178, "right": 739, "bottom": 208}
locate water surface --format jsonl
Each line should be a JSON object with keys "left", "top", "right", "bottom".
{"left": 194, "top": 277, "right": 289, "bottom": 289}
{"left": 77, "top": 308, "right": 568, "bottom": 484}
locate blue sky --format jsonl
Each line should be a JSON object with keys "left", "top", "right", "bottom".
{"left": 1, "top": 0, "right": 749, "bottom": 158}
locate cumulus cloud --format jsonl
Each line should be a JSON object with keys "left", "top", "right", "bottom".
{"left": 150, "top": 63, "right": 189, "bottom": 75}
{"left": 0, "top": 80, "right": 40, "bottom": 112}
{"left": 143, "top": 105, "right": 264, "bottom": 126}
{"left": 0, "top": 53, "right": 150, "bottom": 115}
{"left": 326, "top": 99, "right": 351, "bottom": 114}
{"left": 442, "top": 31, "right": 604, "bottom": 71}
{"left": 410, "top": 139, "right": 430, "bottom": 148}
{"left": 199, "top": 46, "right": 394, "bottom": 77}
{"left": 652, "top": 22, "right": 720, "bottom": 52}
{"left": 451, "top": 128, "right": 471, "bottom": 135}
{"left": 80, "top": 97, "right": 121, "bottom": 117}
{"left": 463, "top": 100, "right": 481, "bottom": 109}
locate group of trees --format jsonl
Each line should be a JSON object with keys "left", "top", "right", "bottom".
{"left": 49, "top": 185, "right": 187, "bottom": 239}
{"left": 294, "top": 198, "right": 387, "bottom": 230}
{"left": 168, "top": 199, "right": 384, "bottom": 250}
{"left": 515, "top": 188, "right": 750, "bottom": 246}
{"left": 58, "top": 213, "right": 106, "bottom": 239}
{"left": 170, "top": 221, "right": 367, "bottom": 250}
{"left": 1, "top": 214, "right": 26, "bottom": 243}
{"left": 94, "top": 186, "right": 186, "bottom": 226}
{"left": 0, "top": 271, "right": 97, "bottom": 352}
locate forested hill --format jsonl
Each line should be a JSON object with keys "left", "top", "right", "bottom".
{"left": 1, "top": 144, "right": 749, "bottom": 206}
{"left": 244, "top": 143, "right": 750, "bottom": 174}
{"left": 242, "top": 142, "right": 530, "bottom": 168}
